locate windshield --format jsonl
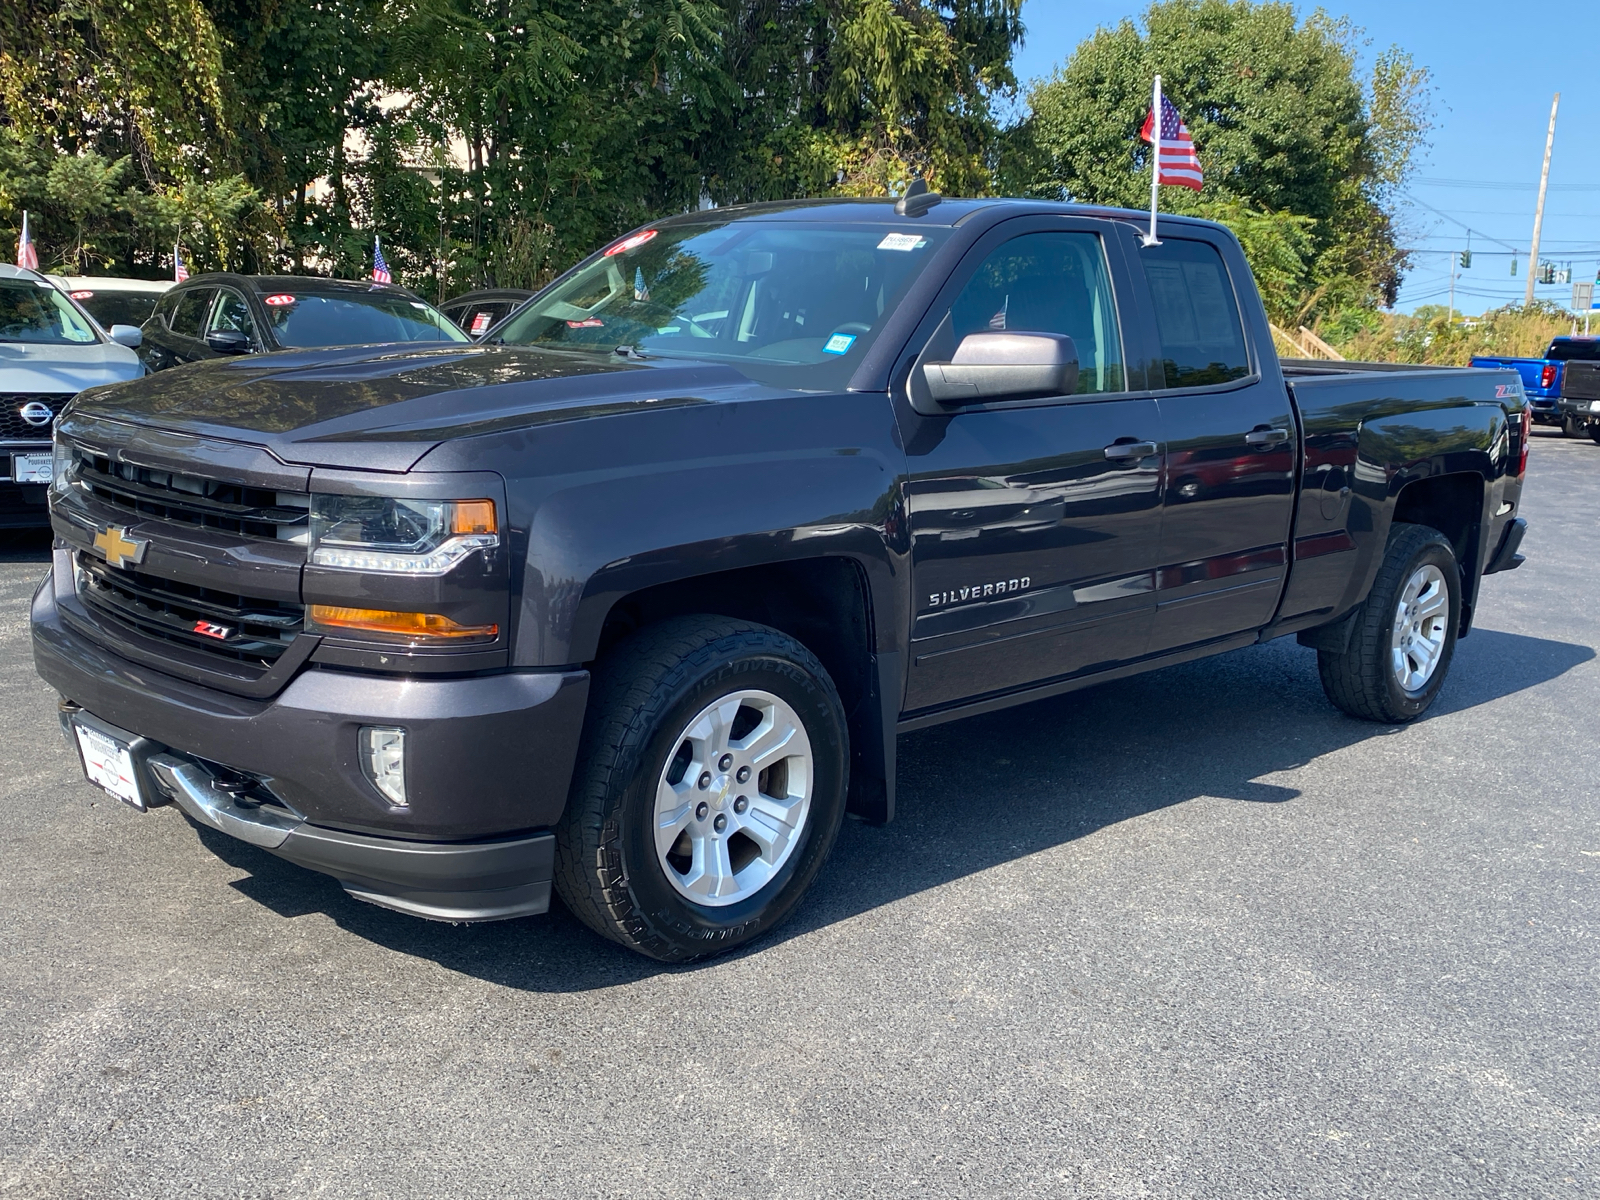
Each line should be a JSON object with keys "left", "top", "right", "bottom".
{"left": 1547, "top": 339, "right": 1600, "bottom": 362}
{"left": 259, "top": 289, "right": 470, "bottom": 349}
{"left": 495, "top": 221, "right": 950, "bottom": 388}
{"left": 70, "top": 289, "right": 162, "bottom": 329}
{"left": 0, "top": 279, "right": 100, "bottom": 345}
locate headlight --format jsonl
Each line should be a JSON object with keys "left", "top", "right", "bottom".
{"left": 51, "top": 435, "right": 74, "bottom": 496}
{"left": 309, "top": 495, "right": 497, "bottom": 573}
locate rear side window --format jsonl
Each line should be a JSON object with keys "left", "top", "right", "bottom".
{"left": 1547, "top": 339, "right": 1600, "bottom": 362}
{"left": 152, "top": 290, "right": 181, "bottom": 328}
{"left": 172, "top": 288, "right": 216, "bottom": 339}
{"left": 1139, "top": 239, "right": 1251, "bottom": 388}
{"left": 77, "top": 291, "right": 161, "bottom": 329}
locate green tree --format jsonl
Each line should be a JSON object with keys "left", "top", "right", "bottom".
{"left": 1022, "top": 0, "right": 1430, "bottom": 323}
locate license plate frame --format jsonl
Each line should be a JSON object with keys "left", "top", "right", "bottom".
{"left": 13, "top": 452, "right": 53, "bottom": 485}
{"left": 71, "top": 717, "right": 147, "bottom": 810}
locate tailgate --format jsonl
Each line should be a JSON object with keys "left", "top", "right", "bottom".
{"left": 1563, "top": 362, "right": 1600, "bottom": 401}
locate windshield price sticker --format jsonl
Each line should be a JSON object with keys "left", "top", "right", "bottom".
{"left": 877, "top": 233, "right": 927, "bottom": 252}
{"left": 823, "top": 333, "right": 857, "bottom": 355}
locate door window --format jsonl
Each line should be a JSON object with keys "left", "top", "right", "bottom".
{"left": 171, "top": 288, "right": 216, "bottom": 339}
{"left": 208, "top": 290, "right": 256, "bottom": 340}
{"left": 1138, "top": 239, "right": 1251, "bottom": 388}
{"left": 947, "top": 232, "right": 1124, "bottom": 394}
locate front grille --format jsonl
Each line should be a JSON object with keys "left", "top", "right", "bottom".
{"left": 76, "top": 553, "right": 304, "bottom": 668}
{"left": 0, "top": 393, "right": 68, "bottom": 440}
{"left": 72, "top": 451, "right": 309, "bottom": 541}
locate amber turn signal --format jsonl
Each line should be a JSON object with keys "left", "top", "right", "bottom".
{"left": 308, "top": 605, "right": 498, "bottom": 640}
{"left": 450, "top": 500, "right": 497, "bottom": 536}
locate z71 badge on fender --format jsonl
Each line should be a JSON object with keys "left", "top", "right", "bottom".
{"left": 928, "top": 576, "right": 1030, "bottom": 609}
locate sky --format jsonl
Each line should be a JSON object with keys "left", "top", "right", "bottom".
{"left": 1012, "top": 1, "right": 1600, "bottom": 316}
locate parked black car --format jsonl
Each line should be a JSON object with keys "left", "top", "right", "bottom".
{"left": 138, "top": 274, "right": 468, "bottom": 371}
{"left": 38, "top": 199, "right": 1530, "bottom": 962}
{"left": 439, "top": 288, "right": 535, "bottom": 337}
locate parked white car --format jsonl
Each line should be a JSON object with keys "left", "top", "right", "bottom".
{"left": 0, "top": 264, "right": 144, "bottom": 527}
{"left": 48, "top": 275, "right": 173, "bottom": 333}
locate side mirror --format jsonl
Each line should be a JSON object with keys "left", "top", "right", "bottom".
{"left": 922, "top": 332, "right": 1078, "bottom": 404}
{"left": 205, "top": 329, "right": 252, "bottom": 355}
{"left": 108, "top": 324, "right": 143, "bottom": 349}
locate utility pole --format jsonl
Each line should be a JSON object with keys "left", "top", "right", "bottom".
{"left": 1525, "top": 92, "right": 1560, "bottom": 307}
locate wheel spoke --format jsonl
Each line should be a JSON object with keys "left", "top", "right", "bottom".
{"left": 1414, "top": 584, "right": 1447, "bottom": 620}
{"left": 740, "top": 714, "right": 798, "bottom": 768}
{"left": 735, "top": 794, "right": 801, "bottom": 861}
{"left": 655, "top": 779, "right": 695, "bottom": 858}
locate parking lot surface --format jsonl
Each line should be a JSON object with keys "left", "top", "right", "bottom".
{"left": 1, "top": 431, "right": 1596, "bottom": 1199}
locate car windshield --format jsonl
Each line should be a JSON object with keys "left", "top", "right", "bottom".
{"left": 1546, "top": 339, "right": 1600, "bottom": 362}
{"left": 495, "top": 220, "right": 951, "bottom": 389}
{"left": 0, "top": 279, "right": 100, "bottom": 345}
{"left": 259, "top": 289, "right": 470, "bottom": 349}
{"left": 70, "top": 289, "right": 161, "bottom": 329}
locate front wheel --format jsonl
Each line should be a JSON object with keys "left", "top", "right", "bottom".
{"left": 1316, "top": 523, "right": 1462, "bottom": 723}
{"left": 555, "top": 616, "right": 848, "bottom": 962}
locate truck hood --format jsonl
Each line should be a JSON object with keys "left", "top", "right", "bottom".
{"left": 62, "top": 344, "right": 760, "bottom": 472}
{"left": 0, "top": 339, "right": 143, "bottom": 395}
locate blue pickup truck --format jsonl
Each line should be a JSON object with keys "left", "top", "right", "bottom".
{"left": 1473, "top": 337, "right": 1600, "bottom": 432}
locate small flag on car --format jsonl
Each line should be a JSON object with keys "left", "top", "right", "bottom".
{"left": 174, "top": 244, "right": 189, "bottom": 282}
{"left": 372, "top": 236, "right": 392, "bottom": 285}
{"left": 1138, "top": 76, "right": 1203, "bottom": 246}
{"left": 16, "top": 211, "right": 39, "bottom": 270}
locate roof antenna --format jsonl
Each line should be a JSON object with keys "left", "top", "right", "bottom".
{"left": 895, "top": 176, "right": 942, "bottom": 218}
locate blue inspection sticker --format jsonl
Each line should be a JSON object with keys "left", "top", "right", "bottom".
{"left": 823, "top": 332, "right": 857, "bottom": 355}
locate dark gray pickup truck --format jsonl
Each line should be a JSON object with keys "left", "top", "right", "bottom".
{"left": 33, "top": 198, "right": 1530, "bottom": 961}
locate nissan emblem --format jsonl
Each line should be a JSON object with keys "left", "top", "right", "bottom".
{"left": 20, "top": 402, "right": 54, "bottom": 427}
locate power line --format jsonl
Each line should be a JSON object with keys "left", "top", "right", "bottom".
{"left": 1416, "top": 176, "right": 1600, "bottom": 192}
{"left": 1402, "top": 193, "right": 1522, "bottom": 253}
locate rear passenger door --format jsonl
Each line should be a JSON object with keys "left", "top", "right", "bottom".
{"left": 898, "top": 219, "right": 1166, "bottom": 715}
{"left": 146, "top": 286, "right": 216, "bottom": 370}
{"left": 1131, "top": 233, "right": 1296, "bottom": 653}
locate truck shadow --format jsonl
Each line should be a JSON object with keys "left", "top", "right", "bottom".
{"left": 202, "top": 627, "right": 1592, "bottom": 992}
{"left": 0, "top": 530, "right": 52, "bottom": 564}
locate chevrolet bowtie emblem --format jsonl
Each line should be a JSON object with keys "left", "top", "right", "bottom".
{"left": 92, "top": 525, "right": 148, "bottom": 570}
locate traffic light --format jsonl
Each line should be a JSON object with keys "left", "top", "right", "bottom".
{"left": 1459, "top": 249, "right": 1472, "bottom": 269}
{"left": 1540, "top": 263, "right": 1557, "bottom": 285}
{"left": 1510, "top": 256, "right": 1518, "bottom": 276}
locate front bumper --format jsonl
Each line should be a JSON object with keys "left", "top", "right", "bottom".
{"left": 34, "top": 568, "right": 589, "bottom": 922}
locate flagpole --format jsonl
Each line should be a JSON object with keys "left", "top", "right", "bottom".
{"left": 1144, "top": 75, "right": 1163, "bottom": 247}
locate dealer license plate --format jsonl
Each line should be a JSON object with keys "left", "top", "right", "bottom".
{"left": 13, "top": 453, "right": 53, "bottom": 484}
{"left": 73, "top": 721, "right": 145, "bottom": 810}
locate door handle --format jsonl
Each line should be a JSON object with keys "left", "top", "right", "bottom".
{"left": 1245, "top": 427, "right": 1290, "bottom": 448}
{"left": 1104, "top": 440, "right": 1157, "bottom": 461}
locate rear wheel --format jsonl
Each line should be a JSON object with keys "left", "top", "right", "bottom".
{"left": 555, "top": 616, "right": 848, "bottom": 962}
{"left": 1590, "top": 427, "right": 1600, "bottom": 446}
{"left": 1562, "top": 415, "right": 1588, "bottom": 439}
{"left": 1317, "top": 523, "right": 1461, "bottom": 723}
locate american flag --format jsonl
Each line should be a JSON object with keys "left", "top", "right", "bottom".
{"left": 16, "top": 211, "right": 38, "bottom": 270}
{"left": 174, "top": 243, "right": 189, "bottom": 282}
{"left": 372, "top": 236, "right": 391, "bottom": 285}
{"left": 1141, "top": 94, "right": 1203, "bottom": 192}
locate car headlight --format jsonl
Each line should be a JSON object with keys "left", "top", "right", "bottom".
{"left": 51, "top": 435, "right": 74, "bottom": 497}
{"left": 309, "top": 495, "right": 497, "bottom": 574}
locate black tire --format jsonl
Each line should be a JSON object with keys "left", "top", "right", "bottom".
{"left": 1562, "top": 415, "right": 1587, "bottom": 439}
{"left": 1317, "top": 523, "right": 1462, "bottom": 723}
{"left": 1590, "top": 427, "right": 1600, "bottom": 446}
{"left": 554, "top": 616, "right": 848, "bottom": 962}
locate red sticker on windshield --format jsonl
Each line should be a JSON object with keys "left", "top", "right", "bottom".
{"left": 565, "top": 318, "right": 605, "bottom": 328}
{"left": 603, "top": 230, "right": 658, "bottom": 257}
{"left": 70, "top": 290, "right": 94, "bottom": 299}
{"left": 263, "top": 294, "right": 296, "bottom": 306}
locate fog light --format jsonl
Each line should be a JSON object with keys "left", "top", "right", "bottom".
{"left": 360, "top": 726, "right": 408, "bottom": 806}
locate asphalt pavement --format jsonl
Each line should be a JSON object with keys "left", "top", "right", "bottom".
{"left": 1, "top": 430, "right": 1596, "bottom": 1199}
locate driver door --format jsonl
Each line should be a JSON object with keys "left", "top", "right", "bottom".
{"left": 897, "top": 219, "right": 1165, "bottom": 715}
